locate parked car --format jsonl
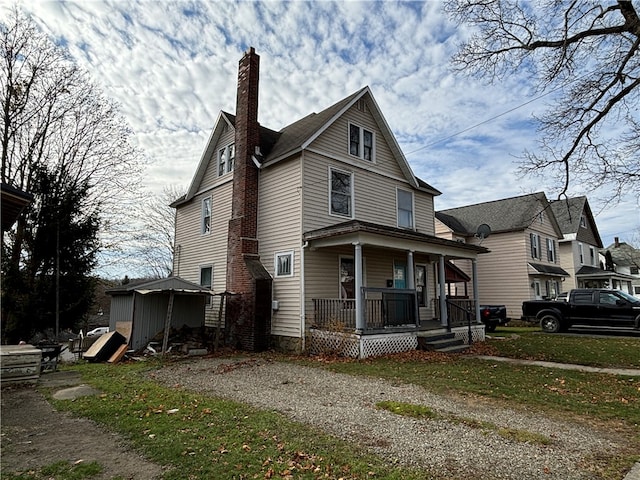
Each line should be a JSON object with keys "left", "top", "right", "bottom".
{"left": 87, "top": 327, "right": 109, "bottom": 336}
{"left": 522, "top": 289, "right": 640, "bottom": 333}
{"left": 479, "top": 305, "right": 509, "bottom": 332}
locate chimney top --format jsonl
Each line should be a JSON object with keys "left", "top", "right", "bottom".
{"left": 614, "top": 237, "right": 620, "bottom": 247}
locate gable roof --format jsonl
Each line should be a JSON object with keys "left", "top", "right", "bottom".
{"left": 436, "top": 192, "right": 562, "bottom": 236}
{"left": 179, "top": 86, "right": 432, "bottom": 206}
{"left": 549, "top": 196, "right": 603, "bottom": 247}
{"left": 602, "top": 241, "right": 640, "bottom": 267}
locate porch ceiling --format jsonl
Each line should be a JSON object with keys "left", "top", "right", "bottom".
{"left": 303, "top": 220, "right": 488, "bottom": 259}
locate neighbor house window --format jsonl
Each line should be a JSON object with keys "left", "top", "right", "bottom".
{"left": 631, "top": 266, "right": 639, "bottom": 275}
{"left": 546, "top": 238, "right": 556, "bottom": 263}
{"left": 340, "top": 257, "right": 355, "bottom": 300}
{"left": 218, "top": 143, "right": 235, "bottom": 176}
{"left": 275, "top": 251, "right": 294, "bottom": 277}
{"left": 397, "top": 188, "right": 414, "bottom": 229}
{"left": 530, "top": 233, "right": 540, "bottom": 259}
{"left": 579, "top": 243, "right": 584, "bottom": 264}
{"left": 330, "top": 168, "right": 353, "bottom": 217}
{"left": 590, "top": 246, "right": 596, "bottom": 265}
{"left": 348, "top": 123, "right": 374, "bottom": 161}
{"left": 201, "top": 197, "right": 211, "bottom": 234}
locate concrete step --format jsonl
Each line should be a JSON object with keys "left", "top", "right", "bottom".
{"left": 417, "top": 332, "right": 467, "bottom": 352}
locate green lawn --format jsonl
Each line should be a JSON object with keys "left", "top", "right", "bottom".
{"left": 486, "top": 327, "right": 640, "bottom": 368}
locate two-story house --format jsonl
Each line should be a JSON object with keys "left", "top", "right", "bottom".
{"left": 548, "top": 197, "right": 630, "bottom": 291}
{"left": 172, "top": 48, "right": 487, "bottom": 357}
{"left": 435, "top": 193, "right": 569, "bottom": 320}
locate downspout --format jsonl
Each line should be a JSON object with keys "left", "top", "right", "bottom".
{"left": 299, "top": 150, "right": 306, "bottom": 353}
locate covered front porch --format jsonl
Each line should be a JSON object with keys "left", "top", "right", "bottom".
{"left": 303, "top": 221, "right": 488, "bottom": 358}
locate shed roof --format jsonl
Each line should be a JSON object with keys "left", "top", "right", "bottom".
{"left": 106, "top": 277, "right": 213, "bottom": 296}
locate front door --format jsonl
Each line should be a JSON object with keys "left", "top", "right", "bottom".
{"left": 393, "top": 262, "right": 406, "bottom": 289}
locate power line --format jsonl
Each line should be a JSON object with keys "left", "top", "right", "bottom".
{"left": 405, "top": 71, "right": 594, "bottom": 157}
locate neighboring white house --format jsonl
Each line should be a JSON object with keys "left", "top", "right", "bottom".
{"left": 601, "top": 238, "right": 640, "bottom": 297}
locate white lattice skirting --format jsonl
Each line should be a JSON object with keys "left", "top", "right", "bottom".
{"left": 309, "top": 324, "right": 485, "bottom": 359}
{"left": 452, "top": 324, "right": 486, "bottom": 344}
{"left": 309, "top": 329, "right": 418, "bottom": 359}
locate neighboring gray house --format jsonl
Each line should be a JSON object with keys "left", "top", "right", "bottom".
{"left": 601, "top": 238, "right": 640, "bottom": 297}
{"left": 549, "top": 197, "right": 632, "bottom": 291}
{"left": 435, "top": 192, "right": 569, "bottom": 320}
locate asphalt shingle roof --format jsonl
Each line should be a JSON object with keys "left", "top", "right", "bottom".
{"left": 436, "top": 192, "right": 548, "bottom": 235}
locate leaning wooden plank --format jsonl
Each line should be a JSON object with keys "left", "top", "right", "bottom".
{"left": 107, "top": 344, "right": 128, "bottom": 363}
{"left": 84, "top": 331, "right": 127, "bottom": 362}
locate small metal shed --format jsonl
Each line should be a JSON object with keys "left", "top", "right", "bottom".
{"left": 107, "top": 277, "right": 212, "bottom": 351}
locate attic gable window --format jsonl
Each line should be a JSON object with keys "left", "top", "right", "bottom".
{"left": 201, "top": 197, "right": 211, "bottom": 234}
{"left": 580, "top": 215, "right": 587, "bottom": 228}
{"left": 218, "top": 144, "right": 235, "bottom": 176}
{"left": 349, "top": 123, "right": 375, "bottom": 161}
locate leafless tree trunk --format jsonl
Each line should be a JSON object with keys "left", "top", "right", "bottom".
{"left": 446, "top": 0, "right": 640, "bottom": 201}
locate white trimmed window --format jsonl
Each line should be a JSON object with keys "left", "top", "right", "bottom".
{"left": 530, "top": 233, "right": 540, "bottom": 259}
{"left": 580, "top": 215, "right": 587, "bottom": 228}
{"left": 330, "top": 168, "right": 353, "bottom": 218}
{"left": 397, "top": 188, "right": 414, "bottom": 229}
{"left": 349, "top": 123, "right": 375, "bottom": 161}
{"left": 275, "top": 251, "right": 294, "bottom": 277}
{"left": 201, "top": 197, "right": 211, "bottom": 234}
{"left": 200, "top": 265, "right": 212, "bottom": 288}
{"left": 589, "top": 246, "right": 596, "bottom": 265}
{"left": 218, "top": 143, "right": 235, "bottom": 176}
{"left": 579, "top": 243, "right": 584, "bottom": 264}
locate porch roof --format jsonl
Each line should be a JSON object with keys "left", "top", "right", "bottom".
{"left": 527, "top": 262, "right": 570, "bottom": 277}
{"left": 303, "top": 220, "right": 489, "bottom": 258}
{"left": 576, "top": 265, "right": 634, "bottom": 281}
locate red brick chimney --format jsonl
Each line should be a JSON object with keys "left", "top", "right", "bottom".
{"left": 225, "top": 47, "right": 272, "bottom": 351}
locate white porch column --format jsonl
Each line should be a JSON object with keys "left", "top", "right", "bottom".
{"left": 438, "top": 255, "right": 447, "bottom": 327}
{"left": 407, "top": 251, "right": 415, "bottom": 289}
{"left": 472, "top": 259, "right": 480, "bottom": 324}
{"left": 354, "top": 242, "right": 365, "bottom": 331}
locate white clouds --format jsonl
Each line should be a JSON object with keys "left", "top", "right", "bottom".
{"left": 9, "top": 0, "right": 638, "bottom": 275}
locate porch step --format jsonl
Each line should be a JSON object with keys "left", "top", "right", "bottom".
{"left": 416, "top": 332, "right": 469, "bottom": 353}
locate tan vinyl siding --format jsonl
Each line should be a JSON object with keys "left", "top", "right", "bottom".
{"left": 473, "top": 231, "right": 531, "bottom": 319}
{"left": 558, "top": 242, "right": 577, "bottom": 289}
{"left": 301, "top": 151, "right": 432, "bottom": 233}
{"left": 434, "top": 218, "right": 455, "bottom": 239}
{"left": 309, "top": 102, "right": 405, "bottom": 179}
{"left": 258, "top": 157, "right": 303, "bottom": 338}
{"left": 174, "top": 182, "right": 233, "bottom": 325}
{"left": 201, "top": 128, "right": 235, "bottom": 187}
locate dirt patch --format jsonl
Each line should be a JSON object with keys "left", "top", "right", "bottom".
{"left": 1, "top": 371, "right": 164, "bottom": 479}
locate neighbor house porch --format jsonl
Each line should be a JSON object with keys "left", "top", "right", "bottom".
{"left": 302, "top": 220, "right": 489, "bottom": 358}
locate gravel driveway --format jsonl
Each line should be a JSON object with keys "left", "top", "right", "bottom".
{"left": 152, "top": 356, "right": 623, "bottom": 480}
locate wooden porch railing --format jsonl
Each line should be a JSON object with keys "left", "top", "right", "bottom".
{"left": 312, "top": 288, "right": 419, "bottom": 333}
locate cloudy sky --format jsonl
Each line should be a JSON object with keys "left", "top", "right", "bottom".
{"left": 9, "top": 0, "right": 640, "bottom": 276}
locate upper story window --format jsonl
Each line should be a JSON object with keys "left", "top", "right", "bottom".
{"left": 275, "top": 251, "right": 294, "bottom": 277}
{"left": 349, "top": 123, "right": 375, "bottom": 161}
{"left": 589, "top": 246, "right": 596, "bottom": 265}
{"left": 397, "top": 188, "right": 414, "bottom": 229}
{"left": 201, "top": 197, "right": 211, "bottom": 234}
{"left": 546, "top": 238, "right": 556, "bottom": 263}
{"left": 530, "top": 233, "right": 541, "bottom": 259}
{"left": 330, "top": 168, "right": 353, "bottom": 218}
{"left": 218, "top": 143, "right": 235, "bottom": 176}
{"left": 578, "top": 242, "right": 584, "bottom": 264}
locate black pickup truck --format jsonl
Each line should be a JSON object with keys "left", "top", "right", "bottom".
{"left": 522, "top": 289, "right": 640, "bottom": 333}
{"left": 479, "top": 305, "right": 509, "bottom": 332}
